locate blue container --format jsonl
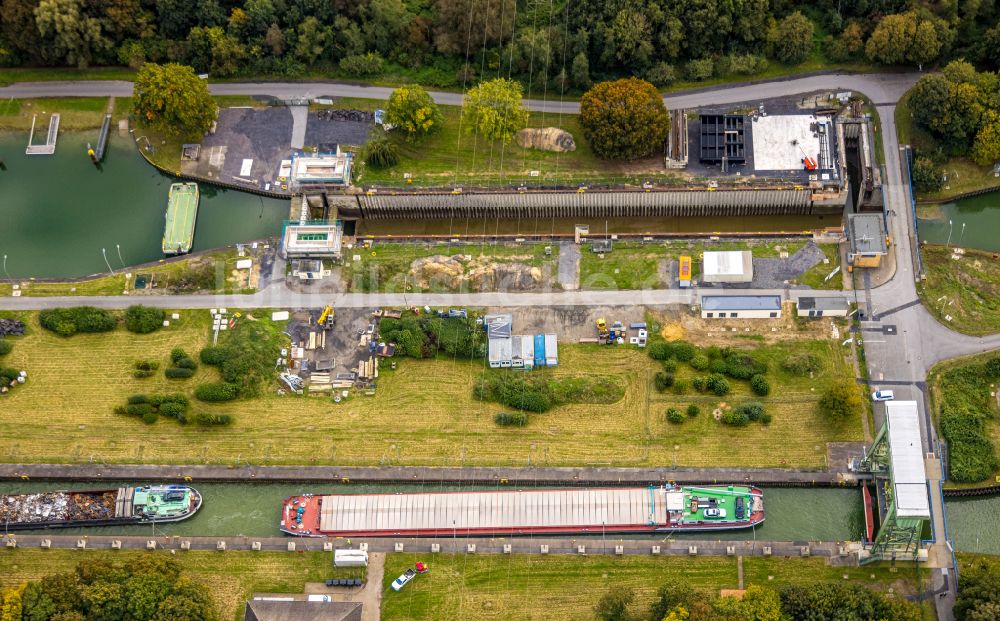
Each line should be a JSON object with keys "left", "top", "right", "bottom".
{"left": 533, "top": 334, "right": 546, "bottom": 367}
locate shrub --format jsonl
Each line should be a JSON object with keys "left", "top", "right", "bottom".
{"left": 687, "top": 404, "right": 700, "bottom": 417}
{"left": 818, "top": 381, "right": 862, "bottom": 421}
{"left": 124, "top": 403, "right": 155, "bottom": 417}
{"left": 127, "top": 394, "right": 149, "bottom": 405}
{"left": 159, "top": 402, "right": 185, "bottom": 419}
{"left": 721, "top": 410, "right": 749, "bottom": 426}
{"left": 725, "top": 352, "right": 767, "bottom": 379}
{"left": 193, "top": 412, "right": 233, "bottom": 426}
{"left": 751, "top": 374, "right": 771, "bottom": 396}
{"left": 494, "top": 411, "right": 528, "bottom": 427}
{"left": 690, "top": 354, "right": 709, "bottom": 371}
{"left": 662, "top": 359, "right": 678, "bottom": 373}
{"left": 686, "top": 57, "right": 715, "bottom": 81}
{"left": 647, "top": 342, "right": 672, "bottom": 360}
{"left": 133, "top": 369, "right": 155, "bottom": 378}
{"left": 986, "top": 356, "right": 1000, "bottom": 378}
{"left": 707, "top": 374, "right": 731, "bottom": 396}
{"left": 151, "top": 394, "right": 189, "bottom": 407}
{"left": 761, "top": 413, "right": 773, "bottom": 424}
{"left": 654, "top": 372, "right": 675, "bottom": 391}
{"left": 174, "top": 357, "right": 198, "bottom": 370}
{"left": 134, "top": 360, "right": 159, "bottom": 371}
{"left": 666, "top": 408, "right": 685, "bottom": 424}
{"left": 124, "top": 305, "right": 165, "bottom": 334}
{"left": 195, "top": 382, "right": 239, "bottom": 402}
{"left": 474, "top": 374, "right": 552, "bottom": 412}
{"left": 141, "top": 411, "right": 158, "bottom": 424}
{"left": 165, "top": 367, "right": 195, "bottom": 379}
{"left": 200, "top": 346, "right": 231, "bottom": 365}
{"left": 735, "top": 402, "right": 765, "bottom": 422}
{"left": 672, "top": 379, "right": 689, "bottom": 395}
{"left": 364, "top": 135, "right": 400, "bottom": 169}
{"left": 39, "top": 307, "right": 116, "bottom": 336}
{"left": 339, "top": 52, "right": 384, "bottom": 77}
{"left": 170, "top": 348, "right": 189, "bottom": 365}
{"left": 671, "top": 341, "right": 696, "bottom": 362}
{"left": 0, "top": 367, "right": 19, "bottom": 383}
{"left": 709, "top": 358, "right": 728, "bottom": 374}
{"left": 0, "top": 339, "right": 11, "bottom": 356}
{"left": 692, "top": 377, "right": 706, "bottom": 392}
{"left": 782, "top": 353, "right": 822, "bottom": 376}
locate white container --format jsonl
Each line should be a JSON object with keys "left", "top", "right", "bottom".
{"left": 334, "top": 549, "right": 369, "bottom": 567}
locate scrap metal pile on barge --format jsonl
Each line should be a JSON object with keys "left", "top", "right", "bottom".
{"left": 280, "top": 485, "right": 763, "bottom": 537}
{"left": 0, "top": 485, "right": 201, "bottom": 530}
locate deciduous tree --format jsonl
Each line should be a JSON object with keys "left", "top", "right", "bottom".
{"left": 594, "top": 586, "right": 636, "bottom": 621}
{"left": 972, "top": 110, "right": 1000, "bottom": 166}
{"left": 580, "top": 77, "right": 669, "bottom": 160}
{"left": 386, "top": 85, "right": 443, "bottom": 140}
{"left": 35, "top": 0, "right": 109, "bottom": 67}
{"left": 132, "top": 62, "right": 217, "bottom": 138}
{"left": 767, "top": 11, "right": 813, "bottom": 65}
{"left": 817, "top": 380, "right": 862, "bottom": 421}
{"left": 461, "top": 78, "right": 529, "bottom": 143}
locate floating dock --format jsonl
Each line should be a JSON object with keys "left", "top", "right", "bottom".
{"left": 93, "top": 113, "right": 112, "bottom": 161}
{"left": 25, "top": 114, "right": 60, "bottom": 155}
{"left": 162, "top": 182, "right": 200, "bottom": 255}
{"left": 281, "top": 485, "right": 764, "bottom": 538}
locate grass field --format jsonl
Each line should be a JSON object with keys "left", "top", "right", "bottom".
{"left": 795, "top": 243, "right": 843, "bottom": 290}
{"left": 0, "top": 549, "right": 331, "bottom": 621}
{"left": 916, "top": 245, "right": 1000, "bottom": 335}
{"left": 0, "top": 249, "right": 253, "bottom": 297}
{"left": 0, "top": 312, "right": 860, "bottom": 468}
{"left": 381, "top": 553, "right": 919, "bottom": 621}
{"left": 578, "top": 239, "right": 817, "bottom": 290}
{"left": 341, "top": 242, "right": 559, "bottom": 293}
{"left": 0, "top": 97, "right": 112, "bottom": 131}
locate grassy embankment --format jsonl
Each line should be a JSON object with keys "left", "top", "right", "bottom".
{"left": 0, "top": 249, "right": 254, "bottom": 297}
{"left": 578, "top": 240, "right": 841, "bottom": 290}
{"left": 381, "top": 553, "right": 919, "bottom": 621}
{"left": 0, "top": 310, "right": 859, "bottom": 468}
{"left": 0, "top": 548, "right": 924, "bottom": 621}
{"left": 341, "top": 242, "right": 559, "bottom": 293}
{"left": 926, "top": 350, "right": 1000, "bottom": 488}
{"left": 896, "top": 90, "right": 999, "bottom": 201}
{"left": 0, "top": 97, "right": 113, "bottom": 131}
{"left": 916, "top": 245, "right": 1000, "bottom": 336}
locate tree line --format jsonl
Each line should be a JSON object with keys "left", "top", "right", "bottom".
{"left": 2, "top": 1, "right": 1000, "bottom": 87}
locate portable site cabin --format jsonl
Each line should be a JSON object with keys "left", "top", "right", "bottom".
{"left": 511, "top": 335, "right": 534, "bottom": 369}
{"left": 796, "top": 296, "right": 850, "bottom": 317}
{"left": 533, "top": 334, "right": 546, "bottom": 368}
{"left": 488, "top": 337, "right": 513, "bottom": 368}
{"left": 544, "top": 334, "right": 558, "bottom": 366}
{"left": 701, "top": 295, "right": 782, "bottom": 319}
{"left": 334, "top": 549, "right": 369, "bottom": 567}
{"left": 678, "top": 256, "right": 692, "bottom": 288}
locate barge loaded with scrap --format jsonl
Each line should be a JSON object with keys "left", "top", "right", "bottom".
{"left": 0, "top": 485, "right": 201, "bottom": 530}
{"left": 280, "top": 485, "right": 763, "bottom": 537}
{"left": 162, "top": 182, "right": 200, "bottom": 255}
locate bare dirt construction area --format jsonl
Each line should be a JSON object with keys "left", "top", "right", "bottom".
{"left": 650, "top": 302, "right": 842, "bottom": 346}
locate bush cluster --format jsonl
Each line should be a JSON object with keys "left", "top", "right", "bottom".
{"left": 194, "top": 382, "right": 240, "bottom": 402}
{"left": 196, "top": 319, "right": 285, "bottom": 400}
{"left": 0, "top": 339, "right": 11, "bottom": 356}
{"left": 166, "top": 348, "right": 198, "bottom": 380}
{"left": 750, "top": 374, "right": 770, "bottom": 396}
{"left": 666, "top": 408, "right": 685, "bottom": 424}
{"left": 124, "top": 305, "right": 165, "bottom": 334}
{"left": 379, "top": 314, "right": 484, "bottom": 360}
{"left": 39, "top": 307, "right": 116, "bottom": 337}
{"left": 782, "top": 352, "right": 822, "bottom": 376}
{"left": 474, "top": 374, "right": 552, "bottom": 413}
{"left": 654, "top": 372, "right": 675, "bottom": 392}
{"left": 0, "top": 367, "right": 20, "bottom": 384}
{"left": 132, "top": 360, "right": 160, "bottom": 379}
{"left": 116, "top": 394, "right": 193, "bottom": 425}
{"left": 938, "top": 359, "right": 1000, "bottom": 482}
{"left": 494, "top": 411, "right": 529, "bottom": 427}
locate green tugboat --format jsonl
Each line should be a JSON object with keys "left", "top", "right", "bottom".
{"left": 162, "top": 182, "right": 199, "bottom": 255}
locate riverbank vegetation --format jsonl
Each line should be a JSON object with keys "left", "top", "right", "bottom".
{"left": 927, "top": 351, "right": 1000, "bottom": 485}
{"left": 0, "top": 309, "right": 859, "bottom": 468}
{"left": 957, "top": 554, "right": 1000, "bottom": 620}
{"left": 381, "top": 553, "right": 922, "bottom": 621}
{"left": 900, "top": 62, "right": 1000, "bottom": 201}
{"left": 916, "top": 245, "right": 1000, "bottom": 336}
{"left": 0, "top": 249, "right": 257, "bottom": 298}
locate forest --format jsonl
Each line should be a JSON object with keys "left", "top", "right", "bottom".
{"left": 2, "top": 0, "right": 1000, "bottom": 90}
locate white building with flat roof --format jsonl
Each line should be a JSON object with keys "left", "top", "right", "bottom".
{"left": 281, "top": 221, "right": 343, "bottom": 259}
{"left": 702, "top": 250, "right": 753, "bottom": 283}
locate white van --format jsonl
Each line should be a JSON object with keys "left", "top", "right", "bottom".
{"left": 871, "top": 390, "right": 895, "bottom": 402}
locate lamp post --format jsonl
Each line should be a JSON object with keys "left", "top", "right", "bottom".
{"left": 2, "top": 254, "right": 10, "bottom": 283}
{"left": 116, "top": 244, "right": 125, "bottom": 268}
{"left": 102, "top": 248, "right": 116, "bottom": 275}
{"left": 958, "top": 222, "right": 966, "bottom": 247}
{"left": 945, "top": 219, "right": 953, "bottom": 248}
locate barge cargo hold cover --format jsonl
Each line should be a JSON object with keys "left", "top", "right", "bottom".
{"left": 281, "top": 485, "right": 763, "bottom": 537}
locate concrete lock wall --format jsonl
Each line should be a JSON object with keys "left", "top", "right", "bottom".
{"left": 347, "top": 189, "right": 825, "bottom": 220}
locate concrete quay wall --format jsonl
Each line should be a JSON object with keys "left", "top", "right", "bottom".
{"left": 0, "top": 464, "right": 861, "bottom": 487}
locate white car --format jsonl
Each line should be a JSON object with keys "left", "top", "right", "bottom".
{"left": 871, "top": 390, "right": 895, "bottom": 402}
{"left": 391, "top": 569, "right": 416, "bottom": 592}
{"left": 704, "top": 508, "right": 727, "bottom": 518}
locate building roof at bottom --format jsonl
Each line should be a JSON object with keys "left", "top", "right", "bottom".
{"left": 847, "top": 213, "right": 888, "bottom": 255}
{"left": 797, "top": 296, "right": 850, "bottom": 311}
{"left": 702, "top": 295, "right": 781, "bottom": 311}
{"left": 318, "top": 488, "right": 666, "bottom": 532}
{"left": 885, "top": 401, "right": 930, "bottom": 519}
{"left": 244, "top": 601, "right": 362, "bottom": 621}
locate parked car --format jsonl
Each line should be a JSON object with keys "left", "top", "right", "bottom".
{"left": 871, "top": 390, "right": 895, "bottom": 402}
{"left": 391, "top": 569, "right": 417, "bottom": 592}
{"left": 704, "top": 508, "right": 727, "bottom": 518}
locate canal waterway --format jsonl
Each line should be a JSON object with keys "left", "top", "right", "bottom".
{"left": 0, "top": 131, "right": 288, "bottom": 278}
{"left": 917, "top": 192, "right": 1000, "bottom": 252}
{"left": 0, "top": 481, "right": 866, "bottom": 542}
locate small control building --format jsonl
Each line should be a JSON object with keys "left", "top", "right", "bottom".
{"left": 797, "top": 296, "right": 851, "bottom": 317}
{"left": 847, "top": 213, "right": 888, "bottom": 268}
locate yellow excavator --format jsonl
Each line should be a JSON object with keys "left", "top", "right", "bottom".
{"left": 318, "top": 305, "right": 334, "bottom": 328}
{"left": 596, "top": 317, "right": 609, "bottom": 338}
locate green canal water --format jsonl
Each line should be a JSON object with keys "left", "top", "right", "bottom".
{"left": 917, "top": 192, "right": 1000, "bottom": 252}
{"left": 0, "top": 482, "right": 865, "bottom": 542}
{"left": 0, "top": 131, "right": 288, "bottom": 278}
